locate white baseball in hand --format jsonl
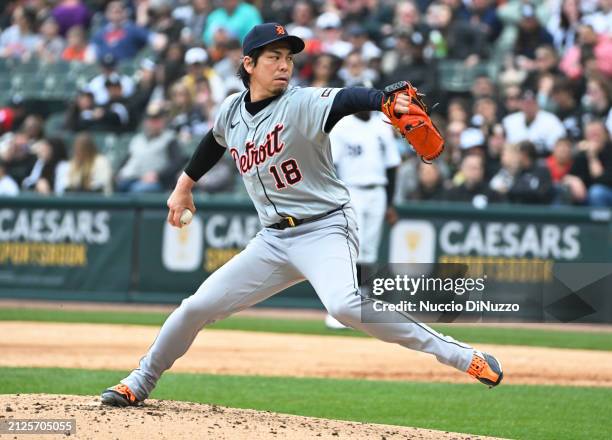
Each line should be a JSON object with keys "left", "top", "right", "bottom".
{"left": 179, "top": 209, "right": 193, "bottom": 226}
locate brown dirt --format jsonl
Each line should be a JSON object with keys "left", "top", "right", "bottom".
{"left": 1, "top": 321, "right": 611, "bottom": 387}
{"left": 0, "top": 394, "right": 500, "bottom": 440}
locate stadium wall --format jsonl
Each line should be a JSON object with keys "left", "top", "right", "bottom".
{"left": 0, "top": 195, "right": 610, "bottom": 321}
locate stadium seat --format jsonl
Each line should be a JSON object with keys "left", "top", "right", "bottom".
{"left": 44, "top": 112, "right": 67, "bottom": 137}
{"left": 438, "top": 60, "right": 496, "bottom": 93}
{"left": 88, "top": 132, "right": 133, "bottom": 171}
{"left": 12, "top": 59, "right": 39, "bottom": 74}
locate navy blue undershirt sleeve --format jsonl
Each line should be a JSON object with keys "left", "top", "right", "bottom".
{"left": 324, "top": 87, "right": 384, "bottom": 133}
{"left": 184, "top": 129, "right": 226, "bottom": 182}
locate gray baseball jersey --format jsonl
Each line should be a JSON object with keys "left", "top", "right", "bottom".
{"left": 213, "top": 87, "right": 350, "bottom": 226}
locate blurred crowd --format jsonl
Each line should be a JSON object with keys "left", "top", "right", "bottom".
{"left": 0, "top": 0, "right": 610, "bottom": 207}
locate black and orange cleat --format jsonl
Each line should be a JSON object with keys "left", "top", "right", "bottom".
{"left": 100, "top": 383, "right": 142, "bottom": 407}
{"left": 467, "top": 351, "right": 504, "bottom": 388}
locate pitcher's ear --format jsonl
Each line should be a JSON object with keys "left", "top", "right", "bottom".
{"left": 243, "top": 56, "right": 254, "bottom": 73}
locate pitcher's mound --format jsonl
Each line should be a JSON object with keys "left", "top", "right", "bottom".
{"left": 0, "top": 394, "right": 498, "bottom": 439}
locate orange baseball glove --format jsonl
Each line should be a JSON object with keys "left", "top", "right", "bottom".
{"left": 381, "top": 81, "right": 444, "bottom": 162}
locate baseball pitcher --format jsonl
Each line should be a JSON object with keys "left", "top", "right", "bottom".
{"left": 101, "top": 23, "right": 502, "bottom": 407}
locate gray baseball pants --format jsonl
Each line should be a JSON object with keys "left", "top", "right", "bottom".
{"left": 121, "top": 206, "right": 474, "bottom": 400}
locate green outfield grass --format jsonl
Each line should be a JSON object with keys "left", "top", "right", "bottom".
{"left": 1, "top": 307, "right": 611, "bottom": 351}
{"left": 1, "top": 367, "right": 610, "bottom": 440}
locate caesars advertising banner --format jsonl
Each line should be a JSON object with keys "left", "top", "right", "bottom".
{"left": 384, "top": 207, "right": 612, "bottom": 323}
{"left": 0, "top": 196, "right": 610, "bottom": 319}
{"left": 0, "top": 205, "right": 134, "bottom": 294}
{"left": 389, "top": 217, "right": 608, "bottom": 269}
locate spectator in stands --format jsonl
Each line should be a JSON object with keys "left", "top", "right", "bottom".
{"left": 444, "top": 120, "right": 467, "bottom": 168}
{"left": 523, "top": 45, "right": 560, "bottom": 103}
{"left": 157, "top": 42, "right": 187, "bottom": 92}
{"left": 286, "top": 1, "right": 315, "bottom": 39}
{"left": 547, "top": 0, "right": 582, "bottom": 54}
{"left": 306, "top": 53, "right": 343, "bottom": 88}
{"left": 64, "top": 87, "right": 97, "bottom": 131}
{"left": 203, "top": 0, "right": 263, "bottom": 46}
{"left": 0, "top": 131, "right": 36, "bottom": 185}
{"left": 546, "top": 137, "right": 575, "bottom": 184}
{"left": 506, "top": 141, "right": 554, "bottom": 204}
{"left": 514, "top": 3, "right": 554, "bottom": 63}
{"left": 213, "top": 39, "right": 245, "bottom": 92}
{"left": 63, "top": 132, "right": 113, "bottom": 195}
{"left": 193, "top": 76, "right": 217, "bottom": 125}
{"left": 88, "top": 53, "right": 135, "bottom": 105}
{"left": 35, "top": 16, "right": 65, "bottom": 64}
{"left": 346, "top": 24, "right": 382, "bottom": 63}
{"left": 490, "top": 143, "right": 522, "bottom": 199}
{"left": 582, "top": 76, "right": 612, "bottom": 123}
{"left": 168, "top": 82, "right": 209, "bottom": 145}
{"left": 551, "top": 78, "right": 583, "bottom": 141}
{"left": 0, "top": 6, "right": 40, "bottom": 61}
{"left": 392, "top": 1, "right": 426, "bottom": 37}
{"left": 484, "top": 123, "right": 506, "bottom": 179}
{"left": 459, "top": 127, "right": 486, "bottom": 154}
{"left": 67, "top": 75, "right": 131, "bottom": 132}
{"left": 91, "top": 0, "right": 164, "bottom": 62}
{"left": 94, "top": 74, "right": 132, "bottom": 132}
{"left": 181, "top": 47, "right": 226, "bottom": 105}
{"left": 338, "top": 51, "right": 378, "bottom": 87}
{"left": 503, "top": 89, "right": 566, "bottom": 155}
{"left": 471, "top": 75, "right": 496, "bottom": 100}
{"left": 583, "top": 0, "right": 612, "bottom": 34}
{"left": 502, "top": 85, "right": 523, "bottom": 116}
{"left": 143, "top": 1, "right": 184, "bottom": 44}
{"left": 0, "top": 95, "right": 26, "bottom": 135}
{"left": 129, "top": 58, "right": 160, "bottom": 124}
{"left": 425, "top": 1, "right": 487, "bottom": 64}
{"left": 567, "top": 120, "right": 612, "bottom": 206}
{"left": 466, "top": 0, "right": 503, "bottom": 43}
{"left": 560, "top": 23, "right": 612, "bottom": 80}
{"left": 51, "top": 0, "right": 91, "bottom": 37}
{"left": 406, "top": 161, "right": 446, "bottom": 201}
{"left": 447, "top": 98, "right": 470, "bottom": 124}
{"left": 379, "top": 31, "right": 441, "bottom": 96}
{"left": 206, "top": 26, "right": 234, "bottom": 64}
{"left": 380, "top": 30, "right": 436, "bottom": 97}
{"left": 22, "top": 115, "right": 45, "bottom": 144}
{"left": 116, "top": 103, "right": 185, "bottom": 193}
{"left": 445, "top": 153, "right": 500, "bottom": 205}
{"left": 21, "top": 137, "right": 68, "bottom": 195}
{"left": 61, "top": 25, "right": 92, "bottom": 62}
{"left": 472, "top": 96, "right": 498, "bottom": 133}
{"left": 0, "top": 158, "right": 19, "bottom": 196}
{"left": 173, "top": 0, "right": 211, "bottom": 45}
{"left": 315, "top": 12, "right": 353, "bottom": 58}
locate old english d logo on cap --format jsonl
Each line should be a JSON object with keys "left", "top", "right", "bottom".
{"left": 243, "top": 23, "right": 305, "bottom": 55}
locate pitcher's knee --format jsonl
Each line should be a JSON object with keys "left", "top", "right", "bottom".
{"left": 178, "top": 295, "right": 222, "bottom": 325}
{"left": 327, "top": 303, "right": 361, "bottom": 327}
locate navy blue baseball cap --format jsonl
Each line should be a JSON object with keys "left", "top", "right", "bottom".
{"left": 242, "top": 23, "right": 305, "bottom": 56}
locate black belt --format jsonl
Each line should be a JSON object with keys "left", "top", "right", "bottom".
{"left": 267, "top": 206, "right": 345, "bottom": 230}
